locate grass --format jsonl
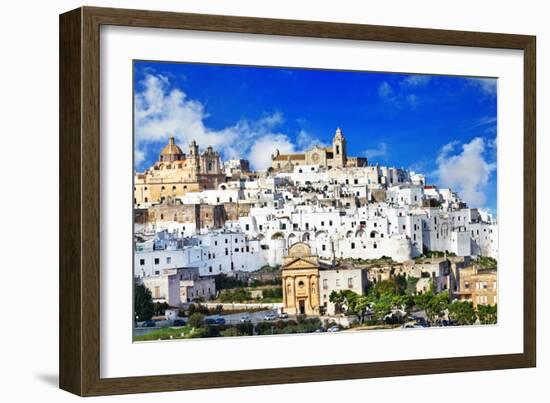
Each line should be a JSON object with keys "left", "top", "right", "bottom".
{"left": 475, "top": 256, "right": 497, "bottom": 270}
{"left": 341, "top": 256, "right": 395, "bottom": 266}
{"left": 134, "top": 325, "right": 193, "bottom": 341}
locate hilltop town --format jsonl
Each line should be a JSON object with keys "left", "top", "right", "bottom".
{"left": 133, "top": 129, "right": 498, "bottom": 339}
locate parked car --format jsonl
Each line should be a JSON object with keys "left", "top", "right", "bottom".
{"left": 240, "top": 315, "right": 251, "bottom": 323}
{"left": 142, "top": 320, "right": 156, "bottom": 328}
{"left": 314, "top": 327, "right": 327, "bottom": 333}
{"left": 327, "top": 325, "right": 340, "bottom": 332}
{"left": 214, "top": 317, "right": 226, "bottom": 325}
{"left": 172, "top": 319, "right": 186, "bottom": 327}
{"left": 403, "top": 323, "right": 424, "bottom": 329}
{"left": 278, "top": 312, "right": 288, "bottom": 319}
{"left": 263, "top": 313, "right": 277, "bottom": 321}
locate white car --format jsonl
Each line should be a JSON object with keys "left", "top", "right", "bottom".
{"left": 240, "top": 315, "right": 251, "bottom": 323}
{"left": 263, "top": 313, "right": 277, "bottom": 321}
{"left": 278, "top": 312, "right": 288, "bottom": 319}
{"left": 327, "top": 325, "right": 340, "bottom": 332}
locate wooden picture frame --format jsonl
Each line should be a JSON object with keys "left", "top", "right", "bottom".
{"left": 59, "top": 6, "right": 536, "bottom": 396}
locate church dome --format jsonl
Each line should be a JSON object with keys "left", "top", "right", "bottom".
{"left": 160, "top": 137, "right": 184, "bottom": 161}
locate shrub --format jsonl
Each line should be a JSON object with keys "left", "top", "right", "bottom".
{"left": 188, "top": 313, "right": 205, "bottom": 329}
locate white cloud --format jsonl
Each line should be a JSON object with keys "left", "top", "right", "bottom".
{"left": 134, "top": 73, "right": 309, "bottom": 171}
{"left": 378, "top": 81, "right": 394, "bottom": 99}
{"left": 466, "top": 77, "right": 497, "bottom": 96}
{"left": 296, "top": 129, "right": 327, "bottom": 151}
{"left": 406, "top": 94, "right": 419, "bottom": 108}
{"left": 378, "top": 80, "right": 422, "bottom": 109}
{"left": 400, "top": 75, "right": 431, "bottom": 87}
{"left": 248, "top": 135, "right": 296, "bottom": 171}
{"left": 363, "top": 142, "right": 388, "bottom": 160}
{"left": 134, "top": 149, "right": 146, "bottom": 166}
{"left": 436, "top": 137, "right": 496, "bottom": 206}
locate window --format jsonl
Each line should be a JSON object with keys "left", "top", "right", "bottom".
{"left": 351, "top": 242, "right": 355, "bottom": 249}
{"left": 172, "top": 185, "right": 176, "bottom": 190}
{"left": 246, "top": 246, "right": 250, "bottom": 252}
{"left": 225, "top": 248, "right": 228, "bottom": 256}
{"left": 323, "top": 279, "right": 328, "bottom": 289}
{"left": 335, "top": 279, "right": 340, "bottom": 287}
{"left": 321, "top": 221, "right": 325, "bottom": 227}
{"left": 166, "top": 257, "right": 171, "bottom": 264}
{"left": 154, "top": 286, "right": 160, "bottom": 299}
{"left": 348, "top": 278, "right": 353, "bottom": 288}
{"left": 245, "top": 224, "right": 250, "bottom": 231}
{"left": 329, "top": 220, "right": 333, "bottom": 226}
{"left": 322, "top": 245, "right": 326, "bottom": 251}
{"left": 154, "top": 258, "right": 159, "bottom": 265}
{"left": 209, "top": 266, "right": 212, "bottom": 273}
{"left": 464, "top": 281, "right": 469, "bottom": 289}
{"left": 139, "top": 259, "right": 145, "bottom": 266}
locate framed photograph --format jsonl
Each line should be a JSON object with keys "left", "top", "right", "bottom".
{"left": 59, "top": 6, "right": 536, "bottom": 396}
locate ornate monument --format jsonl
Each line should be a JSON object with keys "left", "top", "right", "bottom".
{"left": 281, "top": 243, "right": 320, "bottom": 315}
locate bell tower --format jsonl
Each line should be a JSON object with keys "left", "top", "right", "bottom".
{"left": 332, "top": 127, "right": 347, "bottom": 167}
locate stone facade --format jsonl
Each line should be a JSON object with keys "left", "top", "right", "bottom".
{"left": 271, "top": 128, "right": 367, "bottom": 172}
{"left": 281, "top": 243, "right": 321, "bottom": 315}
{"left": 145, "top": 202, "right": 226, "bottom": 231}
{"left": 134, "top": 137, "right": 225, "bottom": 206}
{"left": 455, "top": 266, "right": 498, "bottom": 307}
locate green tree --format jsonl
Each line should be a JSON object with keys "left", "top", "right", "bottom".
{"left": 154, "top": 301, "right": 169, "bottom": 316}
{"left": 406, "top": 276, "right": 419, "bottom": 295}
{"left": 425, "top": 291, "right": 450, "bottom": 323}
{"left": 188, "top": 313, "right": 205, "bottom": 329}
{"left": 219, "top": 288, "right": 252, "bottom": 303}
{"left": 448, "top": 300, "right": 477, "bottom": 325}
{"left": 134, "top": 283, "right": 154, "bottom": 322}
{"left": 372, "top": 294, "right": 393, "bottom": 320}
{"left": 329, "top": 290, "right": 346, "bottom": 314}
{"left": 477, "top": 304, "right": 497, "bottom": 324}
{"left": 222, "top": 327, "right": 240, "bottom": 337}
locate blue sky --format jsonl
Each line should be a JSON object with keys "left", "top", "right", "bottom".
{"left": 134, "top": 61, "right": 497, "bottom": 214}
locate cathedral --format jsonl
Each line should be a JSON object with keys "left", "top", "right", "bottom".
{"left": 134, "top": 137, "right": 225, "bottom": 205}
{"left": 271, "top": 128, "right": 368, "bottom": 172}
